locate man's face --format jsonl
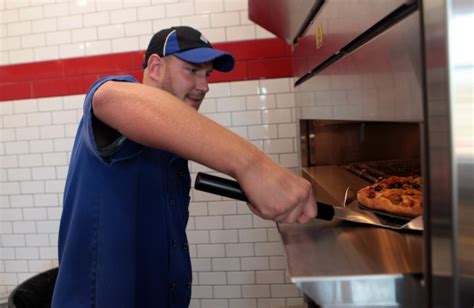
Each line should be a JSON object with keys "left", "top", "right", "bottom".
{"left": 159, "top": 56, "right": 213, "bottom": 110}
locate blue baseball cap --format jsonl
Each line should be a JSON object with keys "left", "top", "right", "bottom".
{"left": 143, "top": 26, "right": 235, "bottom": 72}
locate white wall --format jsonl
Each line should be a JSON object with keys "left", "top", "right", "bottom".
{"left": 0, "top": 0, "right": 275, "bottom": 65}
{"left": 0, "top": 1, "right": 305, "bottom": 307}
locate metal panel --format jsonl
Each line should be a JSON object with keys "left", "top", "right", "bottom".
{"left": 248, "top": 0, "right": 320, "bottom": 44}
{"left": 294, "top": 275, "right": 423, "bottom": 308}
{"left": 421, "top": 0, "right": 474, "bottom": 307}
{"left": 278, "top": 202, "right": 424, "bottom": 307}
{"left": 292, "top": 0, "right": 412, "bottom": 78}
{"left": 294, "top": 11, "right": 423, "bottom": 123}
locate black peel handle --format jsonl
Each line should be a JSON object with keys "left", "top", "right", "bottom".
{"left": 194, "top": 172, "right": 336, "bottom": 221}
{"left": 195, "top": 172, "right": 249, "bottom": 202}
{"left": 314, "top": 202, "right": 335, "bottom": 221}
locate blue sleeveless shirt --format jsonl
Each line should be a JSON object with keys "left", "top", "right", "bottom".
{"left": 52, "top": 76, "right": 192, "bottom": 308}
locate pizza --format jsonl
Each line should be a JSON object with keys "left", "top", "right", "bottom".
{"left": 357, "top": 176, "right": 423, "bottom": 218}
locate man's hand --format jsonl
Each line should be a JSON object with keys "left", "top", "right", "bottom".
{"left": 236, "top": 158, "right": 317, "bottom": 224}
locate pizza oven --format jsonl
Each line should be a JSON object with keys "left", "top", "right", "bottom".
{"left": 250, "top": 0, "right": 474, "bottom": 307}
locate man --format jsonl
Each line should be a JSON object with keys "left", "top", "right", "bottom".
{"left": 52, "top": 26, "right": 316, "bottom": 307}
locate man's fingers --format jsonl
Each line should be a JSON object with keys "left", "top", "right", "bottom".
{"left": 280, "top": 204, "right": 303, "bottom": 224}
{"left": 296, "top": 212, "right": 313, "bottom": 224}
{"left": 303, "top": 199, "right": 317, "bottom": 220}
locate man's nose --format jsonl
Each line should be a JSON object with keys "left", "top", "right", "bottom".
{"left": 196, "top": 75, "right": 209, "bottom": 93}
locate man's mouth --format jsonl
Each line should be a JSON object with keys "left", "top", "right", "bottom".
{"left": 186, "top": 95, "right": 203, "bottom": 109}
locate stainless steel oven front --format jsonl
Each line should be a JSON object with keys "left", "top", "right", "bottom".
{"left": 250, "top": 0, "right": 474, "bottom": 307}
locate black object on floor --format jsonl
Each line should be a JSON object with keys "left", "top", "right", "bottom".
{"left": 8, "top": 268, "right": 58, "bottom": 308}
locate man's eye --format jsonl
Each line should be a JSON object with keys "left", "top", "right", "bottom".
{"left": 186, "top": 67, "right": 197, "bottom": 73}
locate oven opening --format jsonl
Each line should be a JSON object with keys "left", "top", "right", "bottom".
{"left": 300, "top": 120, "right": 421, "bottom": 211}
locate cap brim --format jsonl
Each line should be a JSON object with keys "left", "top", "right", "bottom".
{"left": 173, "top": 48, "right": 235, "bottom": 72}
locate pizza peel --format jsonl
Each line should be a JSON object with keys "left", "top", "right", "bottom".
{"left": 194, "top": 172, "right": 423, "bottom": 231}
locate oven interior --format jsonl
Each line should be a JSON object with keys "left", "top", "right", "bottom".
{"left": 300, "top": 120, "right": 421, "bottom": 208}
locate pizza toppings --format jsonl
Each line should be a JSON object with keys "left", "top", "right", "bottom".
{"left": 357, "top": 176, "right": 423, "bottom": 218}
{"left": 388, "top": 193, "right": 403, "bottom": 205}
{"left": 367, "top": 190, "right": 376, "bottom": 198}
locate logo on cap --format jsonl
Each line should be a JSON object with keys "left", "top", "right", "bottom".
{"left": 200, "top": 34, "right": 209, "bottom": 44}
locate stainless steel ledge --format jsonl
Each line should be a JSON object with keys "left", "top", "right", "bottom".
{"left": 278, "top": 218, "right": 424, "bottom": 307}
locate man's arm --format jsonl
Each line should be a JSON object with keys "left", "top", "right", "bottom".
{"left": 93, "top": 81, "right": 316, "bottom": 223}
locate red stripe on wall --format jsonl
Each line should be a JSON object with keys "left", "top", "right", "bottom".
{"left": 0, "top": 39, "right": 292, "bottom": 102}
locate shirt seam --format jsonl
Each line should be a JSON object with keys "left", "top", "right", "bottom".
{"left": 90, "top": 172, "right": 103, "bottom": 307}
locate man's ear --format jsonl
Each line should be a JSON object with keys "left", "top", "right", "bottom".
{"left": 146, "top": 54, "right": 163, "bottom": 81}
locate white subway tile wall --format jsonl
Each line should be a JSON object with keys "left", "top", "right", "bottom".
{"left": 0, "top": 0, "right": 272, "bottom": 65}
{"left": 0, "top": 1, "right": 309, "bottom": 306}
